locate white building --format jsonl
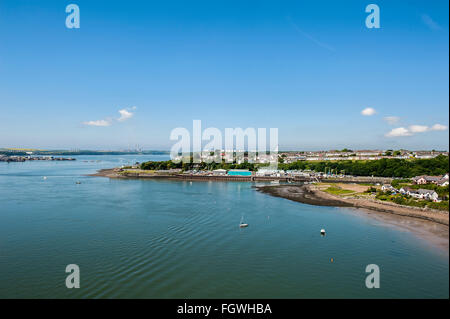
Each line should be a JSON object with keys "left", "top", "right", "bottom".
{"left": 256, "top": 168, "right": 285, "bottom": 177}
{"left": 381, "top": 185, "right": 397, "bottom": 192}
{"left": 212, "top": 169, "right": 227, "bottom": 176}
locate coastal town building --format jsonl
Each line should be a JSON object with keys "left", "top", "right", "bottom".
{"left": 399, "top": 187, "right": 413, "bottom": 194}
{"left": 256, "top": 168, "right": 286, "bottom": 177}
{"left": 416, "top": 189, "right": 439, "bottom": 201}
{"left": 381, "top": 184, "right": 397, "bottom": 192}
{"left": 412, "top": 174, "right": 449, "bottom": 186}
{"left": 276, "top": 149, "right": 449, "bottom": 163}
{"left": 399, "top": 187, "right": 440, "bottom": 201}
{"left": 212, "top": 169, "right": 227, "bottom": 176}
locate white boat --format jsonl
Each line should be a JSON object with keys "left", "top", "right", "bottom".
{"left": 239, "top": 216, "right": 249, "bottom": 228}
{"left": 320, "top": 229, "right": 326, "bottom": 235}
{"left": 270, "top": 180, "right": 280, "bottom": 184}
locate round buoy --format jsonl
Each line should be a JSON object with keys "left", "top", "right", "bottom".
{"left": 320, "top": 229, "right": 326, "bottom": 235}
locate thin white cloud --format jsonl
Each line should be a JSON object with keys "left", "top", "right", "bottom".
{"left": 421, "top": 14, "right": 441, "bottom": 31}
{"left": 431, "top": 124, "right": 448, "bottom": 131}
{"left": 361, "top": 107, "right": 376, "bottom": 116}
{"left": 385, "top": 127, "right": 412, "bottom": 137}
{"left": 82, "top": 106, "right": 137, "bottom": 127}
{"left": 82, "top": 119, "right": 112, "bottom": 127}
{"left": 288, "top": 17, "right": 335, "bottom": 52}
{"left": 117, "top": 109, "right": 134, "bottom": 122}
{"left": 409, "top": 125, "right": 429, "bottom": 133}
{"left": 385, "top": 123, "right": 448, "bottom": 137}
{"left": 384, "top": 116, "right": 400, "bottom": 125}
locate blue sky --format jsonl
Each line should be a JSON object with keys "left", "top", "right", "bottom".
{"left": 0, "top": 0, "right": 448, "bottom": 150}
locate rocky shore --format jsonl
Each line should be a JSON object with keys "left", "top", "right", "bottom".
{"left": 89, "top": 168, "right": 122, "bottom": 178}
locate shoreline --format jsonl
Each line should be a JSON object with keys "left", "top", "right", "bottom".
{"left": 257, "top": 184, "right": 449, "bottom": 252}
{"left": 256, "top": 184, "right": 449, "bottom": 226}
{"left": 89, "top": 168, "right": 123, "bottom": 178}
{"left": 91, "top": 168, "right": 449, "bottom": 226}
{"left": 89, "top": 168, "right": 294, "bottom": 182}
{"left": 91, "top": 168, "right": 449, "bottom": 251}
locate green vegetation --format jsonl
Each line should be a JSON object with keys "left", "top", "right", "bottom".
{"left": 391, "top": 179, "right": 411, "bottom": 188}
{"left": 138, "top": 155, "right": 449, "bottom": 178}
{"left": 427, "top": 201, "right": 450, "bottom": 211}
{"left": 278, "top": 155, "right": 449, "bottom": 178}
{"left": 140, "top": 160, "right": 259, "bottom": 171}
{"left": 323, "top": 186, "right": 355, "bottom": 195}
{"left": 140, "top": 160, "right": 182, "bottom": 170}
{"left": 365, "top": 186, "right": 377, "bottom": 193}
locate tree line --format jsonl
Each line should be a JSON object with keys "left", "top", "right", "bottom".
{"left": 278, "top": 155, "right": 449, "bottom": 178}
{"left": 140, "top": 160, "right": 257, "bottom": 171}
{"left": 140, "top": 155, "right": 449, "bottom": 178}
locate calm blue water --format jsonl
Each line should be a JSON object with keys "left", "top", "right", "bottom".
{"left": 0, "top": 155, "right": 448, "bottom": 298}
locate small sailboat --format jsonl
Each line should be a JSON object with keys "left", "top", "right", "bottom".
{"left": 239, "top": 216, "right": 249, "bottom": 228}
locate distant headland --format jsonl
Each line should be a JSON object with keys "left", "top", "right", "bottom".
{"left": 0, "top": 148, "right": 170, "bottom": 156}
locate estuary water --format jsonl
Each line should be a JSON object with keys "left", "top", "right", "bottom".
{"left": 0, "top": 155, "right": 448, "bottom": 298}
